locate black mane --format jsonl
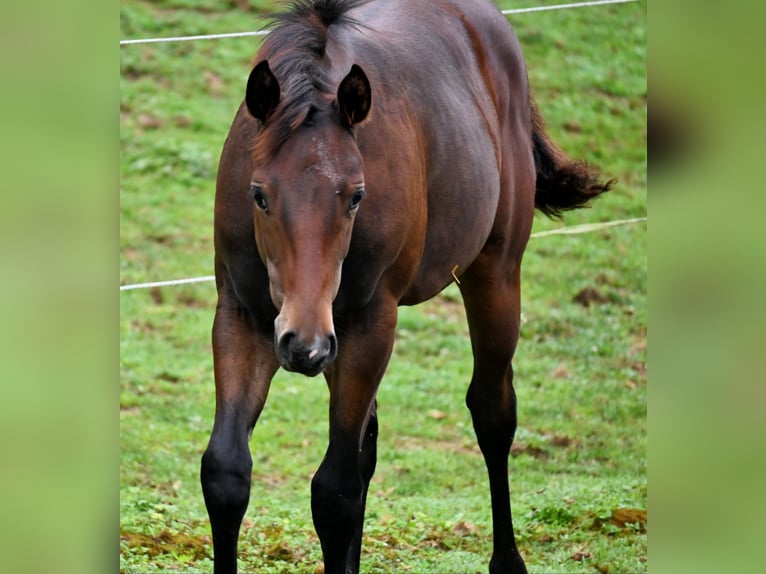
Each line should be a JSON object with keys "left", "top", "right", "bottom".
{"left": 253, "top": 0, "right": 370, "bottom": 162}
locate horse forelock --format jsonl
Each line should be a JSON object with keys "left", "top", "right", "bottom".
{"left": 251, "top": 0, "right": 370, "bottom": 165}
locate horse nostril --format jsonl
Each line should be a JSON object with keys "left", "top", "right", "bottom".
{"left": 277, "top": 330, "right": 296, "bottom": 363}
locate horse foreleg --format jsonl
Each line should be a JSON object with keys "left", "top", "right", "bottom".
{"left": 460, "top": 262, "right": 528, "bottom": 574}
{"left": 345, "top": 402, "right": 378, "bottom": 571}
{"left": 311, "top": 423, "right": 375, "bottom": 574}
{"left": 312, "top": 306, "right": 395, "bottom": 574}
{"left": 200, "top": 302, "right": 278, "bottom": 574}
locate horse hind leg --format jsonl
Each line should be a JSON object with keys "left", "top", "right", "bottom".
{"left": 459, "top": 260, "right": 528, "bottom": 574}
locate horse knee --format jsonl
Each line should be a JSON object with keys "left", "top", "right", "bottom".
{"left": 466, "top": 366, "right": 519, "bottom": 455}
{"left": 466, "top": 362, "right": 516, "bottom": 412}
{"left": 200, "top": 443, "right": 252, "bottom": 520}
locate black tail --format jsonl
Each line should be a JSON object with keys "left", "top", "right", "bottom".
{"left": 531, "top": 99, "right": 615, "bottom": 219}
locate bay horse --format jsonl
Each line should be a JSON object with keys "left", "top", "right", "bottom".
{"left": 201, "top": 1, "right": 611, "bottom": 572}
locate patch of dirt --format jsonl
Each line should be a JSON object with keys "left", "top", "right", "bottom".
{"left": 449, "top": 520, "right": 478, "bottom": 537}
{"left": 120, "top": 528, "right": 211, "bottom": 561}
{"left": 592, "top": 508, "right": 647, "bottom": 534}
{"left": 172, "top": 115, "right": 192, "bottom": 128}
{"left": 548, "top": 434, "right": 574, "bottom": 448}
{"left": 427, "top": 409, "right": 448, "bottom": 420}
{"left": 262, "top": 539, "right": 300, "bottom": 562}
{"left": 393, "top": 435, "right": 481, "bottom": 457}
{"left": 570, "top": 547, "right": 592, "bottom": 562}
{"left": 552, "top": 364, "right": 571, "bottom": 379}
{"left": 251, "top": 472, "right": 290, "bottom": 489}
{"left": 510, "top": 442, "right": 549, "bottom": 459}
{"left": 563, "top": 121, "right": 582, "bottom": 133}
{"left": 573, "top": 286, "right": 610, "bottom": 307}
{"left": 629, "top": 338, "right": 647, "bottom": 356}
{"left": 631, "top": 361, "right": 647, "bottom": 377}
{"left": 513, "top": 431, "right": 575, "bottom": 456}
{"left": 178, "top": 292, "right": 210, "bottom": 309}
{"left": 149, "top": 287, "right": 163, "bottom": 304}
{"left": 232, "top": 0, "right": 252, "bottom": 12}
{"left": 121, "top": 247, "right": 143, "bottom": 263}
{"left": 205, "top": 70, "right": 225, "bottom": 97}
{"left": 137, "top": 113, "right": 164, "bottom": 130}
{"left": 129, "top": 318, "right": 157, "bottom": 334}
{"left": 157, "top": 371, "right": 179, "bottom": 383}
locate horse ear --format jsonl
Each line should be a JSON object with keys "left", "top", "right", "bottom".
{"left": 246, "top": 60, "right": 280, "bottom": 122}
{"left": 337, "top": 64, "right": 371, "bottom": 127}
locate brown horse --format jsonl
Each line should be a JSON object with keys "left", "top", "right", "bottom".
{"left": 201, "top": 1, "right": 611, "bottom": 572}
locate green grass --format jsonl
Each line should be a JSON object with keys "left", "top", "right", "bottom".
{"left": 120, "top": 1, "right": 646, "bottom": 572}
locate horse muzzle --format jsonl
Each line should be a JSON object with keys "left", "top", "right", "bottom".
{"left": 275, "top": 329, "right": 337, "bottom": 377}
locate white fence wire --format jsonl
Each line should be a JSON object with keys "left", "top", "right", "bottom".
{"left": 119, "top": 0, "right": 640, "bottom": 45}
{"left": 119, "top": 218, "right": 646, "bottom": 291}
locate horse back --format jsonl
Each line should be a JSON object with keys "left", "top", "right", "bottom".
{"left": 347, "top": 0, "right": 536, "bottom": 302}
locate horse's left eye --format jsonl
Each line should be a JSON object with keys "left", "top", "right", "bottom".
{"left": 251, "top": 185, "right": 269, "bottom": 213}
{"left": 349, "top": 188, "right": 365, "bottom": 212}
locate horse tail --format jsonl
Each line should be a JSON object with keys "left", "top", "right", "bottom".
{"left": 530, "top": 98, "right": 614, "bottom": 219}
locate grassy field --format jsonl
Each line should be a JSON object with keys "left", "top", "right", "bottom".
{"left": 120, "top": 1, "right": 646, "bottom": 573}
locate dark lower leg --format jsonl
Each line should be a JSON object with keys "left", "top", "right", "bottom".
{"left": 201, "top": 428, "right": 252, "bottom": 574}
{"left": 483, "top": 455, "right": 525, "bottom": 574}
{"left": 311, "top": 441, "right": 367, "bottom": 574}
{"left": 468, "top": 367, "right": 527, "bottom": 574}
{"left": 345, "top": 408, "right": 378, "bottom": 572}
{"left": 313, "top": 300, "right": 394, "bottom": 573}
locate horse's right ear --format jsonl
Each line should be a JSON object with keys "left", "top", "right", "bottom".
{"left": 246, "top": 60, "right": 280, "bottom": 122}
{"left": 337, "top": 64, "right": 371, "bottom": 127}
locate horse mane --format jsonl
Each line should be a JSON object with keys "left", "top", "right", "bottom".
{"left": 252, "top": 0, "right": 370, "bottom": 163}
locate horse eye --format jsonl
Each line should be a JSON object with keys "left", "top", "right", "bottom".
{"left": 349, "top": 188, "right": 365, "bottom": 212}
{"left": 251, "top": 185, "right": 269, "bottom": 213}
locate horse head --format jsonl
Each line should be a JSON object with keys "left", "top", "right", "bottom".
{"left": 245, "top": 61, "right": 371, "bottom": 376}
